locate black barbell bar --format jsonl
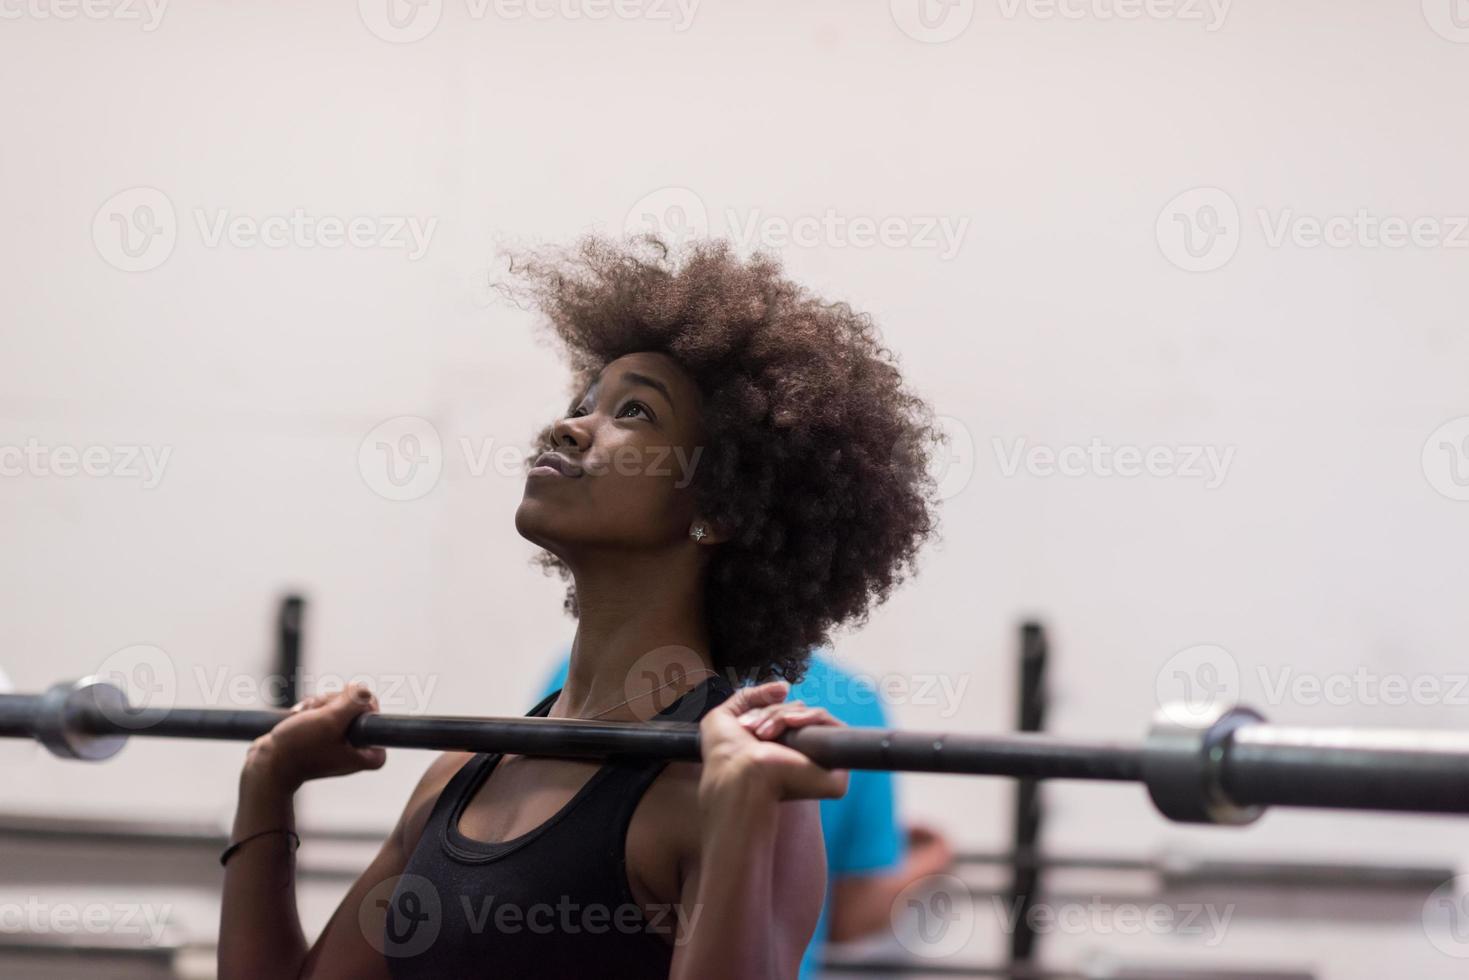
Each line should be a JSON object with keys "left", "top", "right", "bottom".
{"left": 3, "top": 678, "right": 1468, "bottom": 826}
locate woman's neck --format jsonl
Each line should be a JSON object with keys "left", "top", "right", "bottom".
{"left": 551, "top": 550, "right": 716, "bottom": 722}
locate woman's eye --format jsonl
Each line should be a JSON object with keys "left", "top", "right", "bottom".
{"left": 566, "top": 402, "right": 652, "bottom": 421}
{"left": 619, "top": 401, "right": 652, "bottom": 420}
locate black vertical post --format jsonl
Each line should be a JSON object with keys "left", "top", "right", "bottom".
{"left": 1007, "top": 620, "right": 1048, "bottom": 974}
{"left": 271, "top": 594, "right": 306, "bottom": 708}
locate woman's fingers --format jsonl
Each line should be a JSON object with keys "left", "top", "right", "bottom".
{"left": 271, "top": 684, "right": 387, "bottom": 785}
{"left": 356, "top": 745, "right": 388, "bottom": 769}
{"left": 743, "top": 702, "right": 837, "bottom": 740}
{"left": 328, "top": 683, "right": 378, "bottom": 719}
{"left": 721, "top": 680, "right": 789, "bottom": 718}
{"left": 699, "top": 685, "right": 852, "bottom": 804}
{"left": 737, "top": 699, "right": 800, "bottom": 730}
{"left": 290, "top": 694, "right": 327, "bottom": 713}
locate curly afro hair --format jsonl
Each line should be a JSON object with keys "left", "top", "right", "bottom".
{"left": 503, "top": 235, "right": 945, "bottom": 684}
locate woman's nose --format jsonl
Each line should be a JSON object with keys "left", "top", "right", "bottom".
{"left": 552, "top": 412, "right": 591, "bottom": 449}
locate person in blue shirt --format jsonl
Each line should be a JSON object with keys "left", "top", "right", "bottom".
{"left": 538, "top": 646, "right": 954, "bottom": 977}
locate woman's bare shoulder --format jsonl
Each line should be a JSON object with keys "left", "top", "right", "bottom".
{"left": 396, "top": 750, "right": 477, "bottom": 853}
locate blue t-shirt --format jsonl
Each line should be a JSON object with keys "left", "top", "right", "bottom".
{"left": 536, "top": 648, "right": 902, "bottom": 979}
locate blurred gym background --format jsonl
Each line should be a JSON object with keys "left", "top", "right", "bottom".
{"left": 2, "top": 1, "right": 1467, "bottom": 977}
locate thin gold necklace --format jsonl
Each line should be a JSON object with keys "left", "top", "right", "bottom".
{"left": 582, "top": 668, "right": 719, "bottom": 720}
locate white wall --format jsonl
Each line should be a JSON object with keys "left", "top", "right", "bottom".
{"left": 2, "top": 1, "right": 1468, "bottom": 976}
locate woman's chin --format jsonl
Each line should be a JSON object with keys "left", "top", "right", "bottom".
{"left": 514, "top": 502, "right": 567, "bottom": 554}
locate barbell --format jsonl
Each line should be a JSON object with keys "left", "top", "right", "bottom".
{"left": 3, "top": 677, "right": 1468, "bottom": 826}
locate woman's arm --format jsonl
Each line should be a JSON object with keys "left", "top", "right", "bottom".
{"left": 669, "top": 682, "right": 848, "bottom": 980}
{"left": 217, "top": 685, "right": 464, "bottom": 980}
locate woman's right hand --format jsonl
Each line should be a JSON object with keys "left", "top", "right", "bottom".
{"left": 243, "top": 683, "right": 388, "bottom": 794}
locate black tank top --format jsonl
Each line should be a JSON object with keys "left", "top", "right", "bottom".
{"left": 383, "top": 676, "right": 733, "bottom": 979}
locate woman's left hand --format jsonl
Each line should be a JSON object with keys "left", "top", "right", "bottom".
{"left": 697, "top": 680, "right": 850, "bottom": 810}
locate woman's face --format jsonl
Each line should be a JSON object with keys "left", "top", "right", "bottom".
{"left": 515, "top": 351, "right": 711, "bottom": 563}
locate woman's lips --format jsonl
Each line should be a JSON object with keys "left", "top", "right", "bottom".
{"left": 530, "top": 451, "right": 583, "bottom": 477}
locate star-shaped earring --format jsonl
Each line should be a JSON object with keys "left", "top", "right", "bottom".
{"left": 690, "top": 524, "right": 706, "bottom": 541}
